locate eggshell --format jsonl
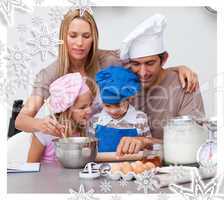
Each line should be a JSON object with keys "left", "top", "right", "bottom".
{"left": 120, "top": 162, "right": 133, "bottom": 174}
{"left": 108, "top": 171, "right": 122, "bottom": 180}
{"left": 111, "top": 163, "right": 122, "bottom": 174}
{"left": 144, "top": 162, "right": 156, "bottom": 170}
{"left": 122, "top": 172, "right": 135, "bottom": 181}
{"left": 131, "top": 161, "right": 145, "bottom": 174}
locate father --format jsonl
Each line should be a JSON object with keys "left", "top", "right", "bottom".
{"left": 116, "top": 14, "right": 205, "bottom": 156}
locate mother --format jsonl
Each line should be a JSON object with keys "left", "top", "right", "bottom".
{"left": 15, "top": 9, "right": 198, "bottom": 136}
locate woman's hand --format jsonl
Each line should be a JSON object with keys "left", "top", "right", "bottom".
{"left": 16, "top": 96, "right": 64, "bottom": 137}
{"left": 35, "top": 117, "right": 65, "bottom": 137}
{"left": 176, "top": 66, "right": 199, "bottom": 93}
{"left": 168, "top": 65, "right": 199, "bottom": 93}
{"left": 178, "top": 66, "right": 199, "bottom": 92}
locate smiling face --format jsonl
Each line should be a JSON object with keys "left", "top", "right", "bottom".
{"left": 103, "top": 100, "right": 129, "bottom": 119}
{"left": 128, "top": 53, "right": 168, "bottom": 90}
{"left": 69, "top": 90, "right": 93, "bottom": 127}
{"left": 66, "top": 18, "right": 93, "bottom": 61}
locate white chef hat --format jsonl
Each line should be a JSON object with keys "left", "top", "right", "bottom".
{"left": 120, "top": 14, "right": 167, "bottom": 61}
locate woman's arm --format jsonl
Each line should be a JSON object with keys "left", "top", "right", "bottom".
{"left": 167, "top": 65, "right": 199, "bottom": 93}
{"left": 15, "top": 60, "right": 64, "bottom": 136}
{"left": 15, "top": 95, "right": 44, "bottom": 133}
{"left": 15, "top": 96, "right": 63, "bottom": 136}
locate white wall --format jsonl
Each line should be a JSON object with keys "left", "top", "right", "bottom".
{"left": 7, "top": 7, "right": 217, "bottom": 119}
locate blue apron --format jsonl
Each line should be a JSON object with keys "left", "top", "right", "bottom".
{"left": 95, "top": 124, "right": 138, "bottom": 152}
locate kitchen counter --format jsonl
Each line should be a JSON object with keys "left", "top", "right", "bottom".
{"left": 7, "top": 161, "right": 221, "bottom": 194}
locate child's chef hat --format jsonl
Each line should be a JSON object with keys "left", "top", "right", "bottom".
{"left": 120, "top": 14, "right": 167, "bottom": 61}
{"left": 96, "top": 65, "right": 141, "bottom": 104}
{"left": 49, "top": 73, "right": 89, "bottom": 113}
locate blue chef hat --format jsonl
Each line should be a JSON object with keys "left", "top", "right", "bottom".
{"left": 96, "top": 65, "right": 141, "bottom": 104}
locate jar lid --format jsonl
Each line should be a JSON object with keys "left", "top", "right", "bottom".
{"left": 167, "top": 115, "right": 193, "bottom": 126}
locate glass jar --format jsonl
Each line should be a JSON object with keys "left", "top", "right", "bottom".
{"left": 163, "top": 116, "right": 208, "bottom": 165}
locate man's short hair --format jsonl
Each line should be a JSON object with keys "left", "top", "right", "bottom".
{"left": 158, "top": 51, "right": 167, "bottom": 64}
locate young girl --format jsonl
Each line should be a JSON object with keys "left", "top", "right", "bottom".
{"left": 27, "top": 73, "right": 96, "bottom": 162}
{"left": 89, "top": 65, "right": 152, "bottom": 155}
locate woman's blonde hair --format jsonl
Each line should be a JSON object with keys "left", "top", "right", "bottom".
{"left": 58, "top": 9, "right": 99, "bottom": 79}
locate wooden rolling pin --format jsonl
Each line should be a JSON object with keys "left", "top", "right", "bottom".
{"left": 96, "top": 150, "right": 152, "bottom": 162}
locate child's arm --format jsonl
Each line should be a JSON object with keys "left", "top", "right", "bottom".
{"left": 116, "top": 112, "right": 160, "bottom": 156}
{"left": 27, "top": 134, "right": 45, "bottom": 162}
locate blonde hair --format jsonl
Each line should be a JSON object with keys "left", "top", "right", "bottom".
{"left": 58, "top": 9, "right": 99, "bottom": 79}
{"left": 56, "top": 77, "right": 97, "bottom": 137}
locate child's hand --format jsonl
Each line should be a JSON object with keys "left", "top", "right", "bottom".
{"left": 116, "top": 136, "right": 162, "bottom": 158}
{"left": 116, "top": 137, "right": 145, "bottom": 157}
{"left": 36, "top": 117, "right": 65, "bottom": 137}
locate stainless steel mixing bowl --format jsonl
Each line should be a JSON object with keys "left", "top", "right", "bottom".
{"left": 54, "top": 137, "right": 97, "bottom": 169}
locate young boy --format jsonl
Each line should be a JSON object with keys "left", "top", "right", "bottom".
{"left": 89, "top": 65, "right": 151, "bottom": 155}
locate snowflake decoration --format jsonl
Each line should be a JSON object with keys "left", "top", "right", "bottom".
{"left": 4, "top": 59, "right": 33, "bottom": 94}
{"left": 68, "top": 184, "right": 98, "bottom": 200}
{"left": 99, "top": 179, "right": 112, "bottom": 193}
{"left": 111, "top": 194, "right": 122, "bottom": 200}
{"left": 0, "top": 44, "right": 34, "bottom": 103}
{"left": 118, "top": 179, "right": 128, "bottom": 188}
{"left": 31, "top": 16, "right": 44, "bottom": 27}
{"left": 26, "top": 24, "right": 64, "bottom": 61}
{"left": 169, "top": 169, "right": 222, "bottom": 200}
{"left": 5, "top": 45, "right": 31, "bottom": 69}
{"left": 134, "top": 170, "right": 160, "bottom": 193}
{"left": 169, "top": 165, "right": 191, "bottom": 182}
{"left": 0, "top": 0, "right": 32, "bottom": 25}
{"left": 199, "top": 165, "right": 217, "bottom": 176}
{"left": 68, "top": 0, "right": 94, "bottom": 16}
{"left": 48, "top": 7, "right": 66, "bottom": 27}
{"left": 0, "top": 78, "right": 18, "bottom": 105}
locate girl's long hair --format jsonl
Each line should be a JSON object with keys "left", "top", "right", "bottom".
{"left": 56, "top": 77, "right": 97, "bottom": 137}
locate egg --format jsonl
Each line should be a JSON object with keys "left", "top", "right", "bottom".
{"left": 144, "top": 161, "right": 156, "bottom": 170}
{"left": 131, "top": 161, "right": 145, "bottom": 174}
{"left": 111, "top": 163, "right": 122, "bottom": 174}
{"left": 120, "top": 162, "right": 133, "bottom": 174}
{"left": 135, "top": 161, "right": 144, "bottom": 165}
